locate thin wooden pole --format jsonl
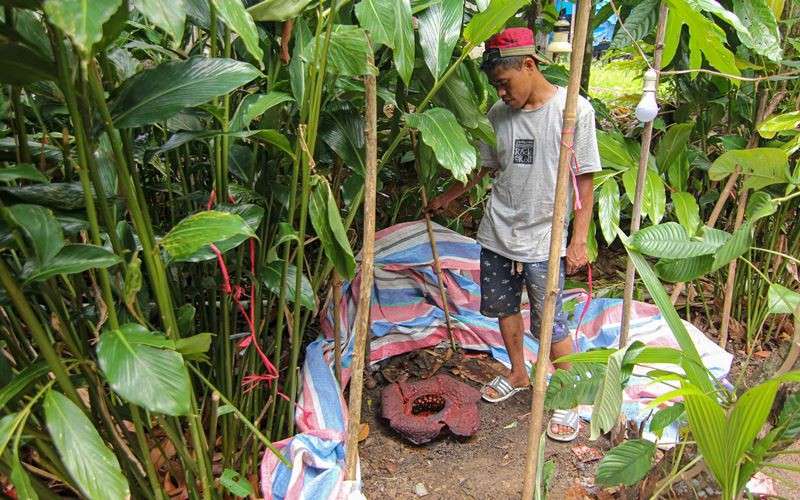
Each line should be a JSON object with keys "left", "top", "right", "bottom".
{"left": 411, "top": 131, "right": 458, "bottom": 351}
{"left": 332, "top": 270, "right": 344, "bottom": 385}
{"left": 421, "top": 187, "right": 459, "bottom": 351}
{"left": 717, "top": 187, "right": 748, "bottom": 347}
{"left": 345, "top": 48, "right": 377, "bottom": 481}
{"left": 522, "top": 1, "right": 591, "bottom": 497}
{"left": 619, "top": 2, "right": 669, "bottom": 349}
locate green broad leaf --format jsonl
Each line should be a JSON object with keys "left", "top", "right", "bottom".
{"left": 274, "top": 222, "right": 299, "bottom": 246}
{"left": 654, "top": 256, "right": 714, "bottom": 283}
{"left": 624, "top": 245, "right": 714, "bottom": 394}
{"left": 22, "top": 245, "right": 122, "bottom": 284}
{"left": 597, "top": 178, "right": 620, "bottom": 245}
{"left": 220, "top": 468, "right": 254, "bottom": 497}
{"left": 700, "top": 226, "right": 731, "bottom": 247}
{"left": 671, "top": 191, "right": 701, "bottom": 234}
{"left": 0, "top": 138, "right": 63, "bottom": 165}
{"left": 161, "top": 210, "right": 256, "bottom": 262}
{"left": 288, "top": 17, "right": 311, "bottom": 104}
{"left": 683, "top": 387, "right": 730, "bottom": 488}
{"left": 728, "top": 380, "right": 780, "bottom": 475}
{"left": 708, "top": 148, "right": 790, "bottom": 190}
{"left": 97, "top": 324, "right": 191, "bottom": 415}
{"left": 230, "top": 92, "right": 294, "bottom": 131}
{"left": 417, "top": 0, "right": 462, "bottom": 79}
{"left": 597, "top": 131, "right": 638, "bottom": 171}
{"left": 745, "top": 191, "right": 777, "bottom": 223}
{"left": 251, "top": 130, "right": 294, "bottom": 157}
{"left": 643, "top": 169, "right": 666, "bottom": 224}
{"left": 176, "top": 304, "right": 196, "bottom": 336}
{"left": 406, "top": 108, "right": 477, "bottom": 185}
{"left": 711, "top": 224, "right": 752, "bottom": 271}
{"left": 0, "top": 362, "right": 50, "bottom": 409}
{"left": 758, "top": 111, "right": 800, "bottom": 139}
{"left": 6, "top": 204, "right": 65, "bottom": 265}
{"left": 178, "top": 204, "right": 263, "bottom": 262}
{"left": 355, "top": 0, "right": 415, "bottom": 84}
{"left": 596, "top": 439, "right": 656, "bottom": 486}
{"left": 309, "top": 177, "right": 356, "bottom": 280}
{"left": 43, "top": 0, "right": 122, "bottom": 55}
{"left": 649, "top": 402, "right": 685, "bottom": 436}
{"left": 0, "top": 413, "right": 22, "bottom": 458}
{"left": 610, "top": 0, "right": 659, "bottom": 49}
{"left": 262, "top": 260, "right": 315, "bottom": 310}
{"left": 587, "top": 217, "right": 598, "bottom": 263}
{"left": 463, "top": 0, "right": 530, "bottom": 47}
{"left": 656, "top": 123, "right": 694, "bottom": 174}
{"left": 299, "top": 26, "right": 376, "bottom": 77}
{"left": 767, "top": 284, "right": 800, "bottom": 315}
{"left": 666, "top": 152, "right": 688, "bottom": 192}
{"left": 319, "top": 102, "right": 366, "bottom": 176}
{"left": 213, "top": 0, "right": 264, "bottom": 64}
{"left": 661, "top": 10, "right": 682, "bottom": 68}
{"left": 733, "top": 0, "right": 782, "bottom": 61}
{"left": 666, "top": 0, "right": 740, "bottom": 78}
{"left": 545, "top": 362, "right": 606, "bottom": 410}
{"left": 44, "top": 391, "right": 130, "bottom": 499}
{"left": 247, "top": 0, "right": 313, "bottom": 21}
{"left": 10, "top": 449, "right": 37, "bottom": 500}
{"left": 175, "top": 332, "right": 213, "bottom": 362}
{"left": 777, "top": 390, "right": 800, "bottom": 441}
{"left": 110, "top": 57, "right": 260, "bottom": 129}
{"left": 0, "top": 164, "right": 48, "bottom": 184}
{"left": 133, "top": 0, "right": 186, "bottom": 44}
{"left": 590, "top": 346, "right": 628, "bottom": 440}
{"left": 628, "top": 222, "right": 718, "bottom": 259}
{"left": 0, "top": 43, "right": 56, "bottom": 85}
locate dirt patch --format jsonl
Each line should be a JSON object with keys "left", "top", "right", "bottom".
{"left": 357, "top": 350, "right": 611, "bottom": 499}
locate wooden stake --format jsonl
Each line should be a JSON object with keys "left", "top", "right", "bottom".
{"left": 345, "top": 49, "right": 377, "bottom": 482}
{"left": 619, "top": 2, "right": 669, "bottom": 350}
{"left": 332, "top": 270, "right": 343, "bottom": 385}
{"left": 421, "top": 188, "right": 459, "bottom": 351}
{"left": 412, "top": 130, "right": 458, "bottom": 351}
{"left": 522, "top": 1, "right": 591, "bottom": 497}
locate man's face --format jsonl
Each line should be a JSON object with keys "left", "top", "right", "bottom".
{"left": 489, "top": 61, "right": 533, "bottom": 108}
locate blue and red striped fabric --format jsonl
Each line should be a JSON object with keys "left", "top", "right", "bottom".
{"left": 260, "top": 221, "right": 732, "bottom": 498}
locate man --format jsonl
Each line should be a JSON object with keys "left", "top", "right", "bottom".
{"left": 426, "top": 28, "right": 601, "bottom": 441}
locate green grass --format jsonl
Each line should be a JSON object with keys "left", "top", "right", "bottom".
{"left": 588, "top": 60, "right": 643, "bottom": 104}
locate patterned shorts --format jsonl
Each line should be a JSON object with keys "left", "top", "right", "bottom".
{"left": 479, "top": 248, "right": 569, "bottom": 343}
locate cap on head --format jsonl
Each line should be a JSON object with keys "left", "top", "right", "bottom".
{"left": 481, "top": 27, "right": 546, "bottom": 70}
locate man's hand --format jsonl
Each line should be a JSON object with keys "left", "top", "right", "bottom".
{"left": 424, "top": 194, "right": 453, "bottom": 216}
{"left": 566, "top": 239, "right": 588, "bottom": 275}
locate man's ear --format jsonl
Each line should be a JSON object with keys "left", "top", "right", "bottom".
{"left": 523, "top": 56, "right": 538, "bottom": 72}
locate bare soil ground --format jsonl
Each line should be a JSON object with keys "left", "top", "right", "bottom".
{"left": 356, "top": 348, "right": 799, "bottom": 499}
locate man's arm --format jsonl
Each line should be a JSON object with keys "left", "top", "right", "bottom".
{"left": 566, "top": 172, "right": 595, "bottom": 274}
{"left": 425, "top": 166, "right": 493, "bottom": 214}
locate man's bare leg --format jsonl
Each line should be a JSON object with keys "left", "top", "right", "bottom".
{"left": 483, "top": 312, "right": 530, "bottom": 399}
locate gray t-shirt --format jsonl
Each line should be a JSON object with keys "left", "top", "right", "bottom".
{"left": 477, "top": 86, "right": 602, "bottom": 262}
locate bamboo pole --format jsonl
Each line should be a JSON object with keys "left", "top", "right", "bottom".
{"left": 619, "top": 2, "right": 669, "bottom": 350}
{"left": 522, "top": 1, "right": 591, "bottom": 497}
{"left": 345, "top": 48, "right": 377, "bottom": 481}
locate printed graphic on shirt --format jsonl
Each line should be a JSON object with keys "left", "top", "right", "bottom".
{"left": 513, "top": 139, "right": 535, "bottom": 164}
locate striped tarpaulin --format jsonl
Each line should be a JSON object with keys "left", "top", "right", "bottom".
{"left": 261, "top": 221, "right": 732, "bottom": 498}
